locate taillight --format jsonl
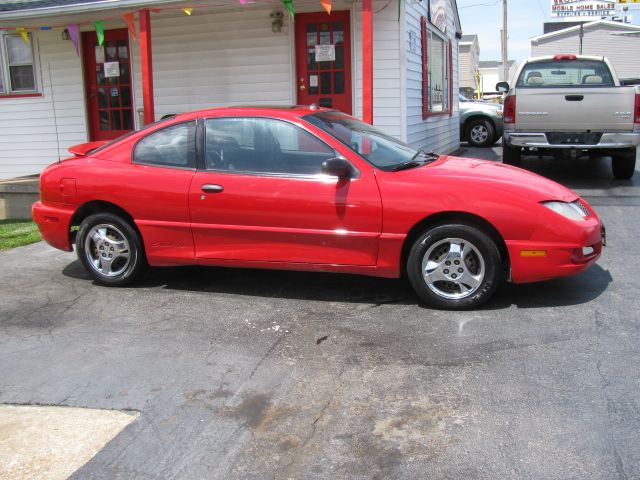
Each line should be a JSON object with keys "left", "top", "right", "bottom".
{"left": 635, "top": 93, "right": 640, "bottom": 124}
{"left": 553, "top": 54, "right": 577, "bottom": 61}
{"left": 504, "top": 95, "right": 516, "bottom": 124}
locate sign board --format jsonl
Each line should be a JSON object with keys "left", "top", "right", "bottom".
{"left": 551, "top": 0, "right": 616, "bottom": 18}
{"left": 429, "top": 0, "right": 447, "bottom": 32}
{"left": 315, "top": 45, "right": 335, "bottom": 62}
{"left": 104, "top": 61, "right": 120, "bottom": 78}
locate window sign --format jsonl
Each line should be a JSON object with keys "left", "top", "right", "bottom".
{"left": 104, "top": 61, "right": 120, "bottom": 78}
{"left": 94, "top": 46, "right": 105, "bottom": 64}
{"left": 315, "top": 45, "right": 335, "bottom": 62}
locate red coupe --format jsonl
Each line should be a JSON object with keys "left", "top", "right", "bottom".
{"left": 33, "top": 106, "right": 604, "bottom": 309}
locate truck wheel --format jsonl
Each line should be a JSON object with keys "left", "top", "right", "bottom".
{"left": 466, "top": 119, "right": 495, "bottom": 147}
{"left": 502, "top": 143, "right": 522, "bottom": 167}
{"left": 612, "top": 148, "right": 637, "bottom": 180}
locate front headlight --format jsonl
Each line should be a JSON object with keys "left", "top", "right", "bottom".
{"left": 541, "top": 201, "right": 588, "bottom": 221}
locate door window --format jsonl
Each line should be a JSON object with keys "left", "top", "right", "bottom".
{"left": 204, "top": 117, "right": 336, "bottom": 175}
{"left": 133, "top": 121, "right": 196, "bottom": 168}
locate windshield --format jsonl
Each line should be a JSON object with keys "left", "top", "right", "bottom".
{"left": 303, "top": 111, "right": 423, "bottom": 170}
{"left": 516, "top": 60, "right": 615, "bottom": 88}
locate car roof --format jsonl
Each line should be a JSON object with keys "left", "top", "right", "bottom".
{"left": 171, "top": 105, "right": 335, "bottom": 122}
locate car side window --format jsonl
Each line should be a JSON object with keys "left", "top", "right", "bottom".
{"left": 204, "top": 117, "right": 336, "bottom": 175}
{"left": 133, "top": 121, "right": 196, "bottom": 168}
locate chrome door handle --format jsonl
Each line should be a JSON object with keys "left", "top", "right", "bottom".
{"left": 201, "top": 184, "right": 224, "bottom": 193}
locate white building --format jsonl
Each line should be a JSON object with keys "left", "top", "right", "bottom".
{"left": 478, "top": 60, "right": 518, "bottom": 96}
{"left": 530, "top": 20, "right": 640, "bottom": 79}
{"left": 458, "top": 34, "right": 479, "bottom": 98}
{"left": 0, "top": 0, "right": 462, "bottom": 179}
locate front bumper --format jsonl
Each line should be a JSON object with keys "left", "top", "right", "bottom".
{"left": 504, "top": 132, "right": 640, "bottom": 149}
{"left": 32, "top": 201, "right": 75, "bottom": 252}
{"left": 507, "top": 218, "right": 604, "bottom": 284}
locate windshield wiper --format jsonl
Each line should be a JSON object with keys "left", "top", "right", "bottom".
{"left": 391, "top": 150, "right": 439, "bottom": 172}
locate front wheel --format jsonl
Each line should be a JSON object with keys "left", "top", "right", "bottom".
{"left": 612, "top": 148, "right": 636, "bottom": 180}
{"left": 407, "top": 225, "right": 502, "bottom": 310}
{"left": 465, "top": 119, "right": 495, "bottom": 147}
{"left": 76, "top": 212, "right": 145, "bottom": 286}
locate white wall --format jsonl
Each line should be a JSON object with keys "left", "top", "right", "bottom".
{"left": 405, "top": 0, "right": 460, "bottom": 154}
{"left": 532, "top": 24, "right": 640, "bottom": 79}
{"left": 0, "top": 30, "right": 87, "bottom": 179}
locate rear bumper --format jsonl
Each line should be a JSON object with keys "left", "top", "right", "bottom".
{"left": 507, "top": 219, "right": 604, "bottom": 284}
{"left": 32, "top": 201, "right": 75, "bottom": 252}
{"left": 504, "top": 132, "right": 640, "bottom": 149}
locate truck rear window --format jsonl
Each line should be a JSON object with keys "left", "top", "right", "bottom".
{"left": 516, "top": 60, "right": 614, "bottom": 88}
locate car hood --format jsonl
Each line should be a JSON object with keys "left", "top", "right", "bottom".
{"left": 400, "top": 155, "right": 577, "bottom": 203}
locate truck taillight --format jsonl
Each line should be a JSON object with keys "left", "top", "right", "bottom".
{"left": 553, "top": 54, "right": 577, "bottom": 61}
{"left": 635, "top": 93, "right": 640, "bottom": 124}
{"left": 504, "top": 95, "right": 516, "bottom": 123}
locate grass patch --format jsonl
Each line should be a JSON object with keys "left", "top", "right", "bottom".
{"left": 0, "top": 219, "right": 41, "bottom": 250}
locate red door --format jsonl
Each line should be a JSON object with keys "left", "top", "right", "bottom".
{"left": 295, "top": 11, "right": 352, "bottom": 114}
{"left": 82, "top": 29, "right": 135, "bottom": 141}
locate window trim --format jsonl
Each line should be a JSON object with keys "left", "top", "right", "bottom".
{"left": 421, "top": 17, "right": 452, "bottom": 119}
{"left": 131, "top": 120, "right": 198, "bottom": 170}
{"left": 201, "top": 116, "right": 349, "bottom": 179}
{"left": 0, "top": 32, "right": 40, "bottom": 97}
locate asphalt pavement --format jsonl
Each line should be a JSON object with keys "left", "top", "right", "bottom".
{"left": 1, "top": 146, "right": 639, "bottom": 479}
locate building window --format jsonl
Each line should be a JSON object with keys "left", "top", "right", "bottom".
{"left": 0, "top": 33, "right": 38, "bottom": 95}
{"left": 421, "top": 17, "right": 452, "bottom": 119}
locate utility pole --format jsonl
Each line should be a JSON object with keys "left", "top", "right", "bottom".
{"left": 502, "top": 0, "right": 508, "bottom": 84}
{"left": 579, "top": 22, "right": 584, "bottom": 54}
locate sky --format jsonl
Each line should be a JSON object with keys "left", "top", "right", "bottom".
{"left": 457, "top": 0, "right": 640, "bottom": 63}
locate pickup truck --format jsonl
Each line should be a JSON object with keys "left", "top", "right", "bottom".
{"left": 497, "top": 55, "right": 640, "bottom": 179}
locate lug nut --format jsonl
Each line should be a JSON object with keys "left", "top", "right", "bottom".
{"left": 458, "top": 268, "right": 463, "bottom": 273}
{"left": 445, "top": 261, "right": 451, "bottom": 266}
{"left": 452, "top": 274, "right": 457, "bottom": 279}
{"left": 454, "top": 260, "right": 460, "bottom": 265}
{"left": 444, "top": 269, "right": 449, "bottom": 274}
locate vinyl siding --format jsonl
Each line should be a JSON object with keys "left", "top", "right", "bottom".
{"left": 353, "top": 0, "right": 403, "bottom": 140}
{"left": 531, "top": 25, "right": 640, "bottom": 79}
{"left": 0, "top": 30, "right": 87, "bottom": 179}
{"left": 405, "top": 0, "right": 460, "bottom": 154}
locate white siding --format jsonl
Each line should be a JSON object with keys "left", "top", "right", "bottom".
{"left": 532, "top": 25, "right": 640, "bottom": 79}
{"left": 353, "top": 0, "right": 403, "bottom": 140}
{"left": 0, "top": 30, "right": 87, "bottom": 179}
{"left": 405, "top": 0, "right": 460, "bottom": 154}
{"left": 130, "top": 8, "right": 295, "bottom": 121}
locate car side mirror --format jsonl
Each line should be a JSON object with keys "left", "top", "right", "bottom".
{"left": 322, "top": 158, "right": 352, "bottom": 179}
{"left": 496, "top": 81, "right": 510, "bottom": 93}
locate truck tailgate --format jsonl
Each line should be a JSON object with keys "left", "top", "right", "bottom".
{"left": 516, "top": 87, "right": 635, "bottom": 132}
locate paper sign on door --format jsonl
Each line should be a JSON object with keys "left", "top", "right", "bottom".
{"left": 315, "top": 45, "right": 335, "bottom": 62}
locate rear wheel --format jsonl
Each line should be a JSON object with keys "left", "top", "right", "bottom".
{"left": 502, "top": 143, "right": 522, "bottom": 167}
{"left": 76, "top": 213, "right": 145, "bottom": 286}
{"left": 465, "top": 119, "right": 495, "bottom": 147}
{"left": 407, "top": 224, "right": 502, "bottom": 310}
{"left": 612, "top": 148, "right": 637, "bottom": 180}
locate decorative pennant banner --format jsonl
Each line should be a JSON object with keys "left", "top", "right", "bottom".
{"left": 16, "top": 28, "right": 29, "bottom": 44}
{"left": 67, "top": 24, "right": 80, "bottom": 55}
{"left": 94, "top": 20, "right": 105, "bottom": 46}
{"left": 182, "top": 7, "right": 193, "bottom": 15}
{"left": 282, "top": 0, "right": 295, "bottom": 18}
{"left": 320, "top": 0, "right": 331, "bottom": 14}
{"left": 122, "top": 13, "right": 136, "bottom": 41}
{"left": 239, "top": 0, "right": 247, "bottom": 4}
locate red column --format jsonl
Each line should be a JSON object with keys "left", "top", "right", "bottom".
{"left": 362, "top": 0, "right": 373, "bottom": 124}
{"left": 139, "top": 9, "right": 155, "bottom": 125}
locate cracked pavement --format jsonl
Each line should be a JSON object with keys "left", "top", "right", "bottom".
{"left": 1, "top": 148, "right": 639, "bottom": 479}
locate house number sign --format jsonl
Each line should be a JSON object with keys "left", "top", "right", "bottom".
{"left": 315, "top": 45, "right": 335, "bottom": 62}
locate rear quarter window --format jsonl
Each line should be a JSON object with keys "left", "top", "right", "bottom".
{"left": 516, "top": 60, "right": 614, "bottom": 88}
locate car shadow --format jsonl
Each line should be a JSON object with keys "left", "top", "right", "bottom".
{"left": 518, "top": 154, "right": 639, "bottom": 191}
{"left": 62, "top": 260, "right": 611, "bottom": 310}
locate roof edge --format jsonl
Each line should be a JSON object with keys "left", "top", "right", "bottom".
{"left": 530, "top": 19, "right": 640, "bottom": 43}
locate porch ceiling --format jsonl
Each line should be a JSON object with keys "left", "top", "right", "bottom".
{"left": 0, "top": 0, "right": 349, "bottom": 28}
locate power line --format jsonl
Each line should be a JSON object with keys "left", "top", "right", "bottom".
{"left": 459, "top": 0, "right": 501, "bottom": 9}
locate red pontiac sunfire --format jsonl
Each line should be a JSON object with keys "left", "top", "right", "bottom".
{"left": 33, "top": 106, "right": 605, "bottom": 310}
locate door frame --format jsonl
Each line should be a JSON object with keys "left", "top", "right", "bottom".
{"left": 81, "top": 28, "right": 136, "bottom": 141}
{"left": 291, "top": 10, "right": 355, "bottom": 115}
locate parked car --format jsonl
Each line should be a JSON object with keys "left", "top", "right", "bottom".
{"left": 499, "top": 54, "right": 640, "bottom": 179}
{"left": 459, "top": 94, "right": 504, "bottom": 147}
{"left": 33, "top": 106, "right": 604, "bottom": 310}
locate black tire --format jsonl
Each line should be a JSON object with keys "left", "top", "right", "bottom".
{"left": 407, "top": 224, "right": 502, "bottom": 310}
{"left": 465, "top": 118, "right": 496, "bottom": 147}
{"left": 502, "top": 143, "right": 522, "bottom": 167}
{"left": 612, "top": 148, "right": 637, "bottom": 180}
{"left": 76, "top": 212, "right": 145, "bottom": 286}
